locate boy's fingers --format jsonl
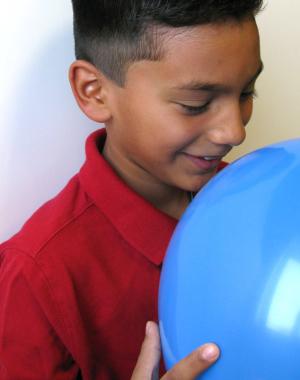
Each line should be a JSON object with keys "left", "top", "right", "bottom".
{"left": 131, "top": 321, "right": 220, "bottom": 380}
{"left": 131, "top": 321, "right": 161, "bottom": 380}
{"left": 161, "top": 343, "right": 220, "bottom": 380}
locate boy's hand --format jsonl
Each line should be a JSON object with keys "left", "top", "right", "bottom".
{"left": 131, "top": 321, "right": 220, "bottom": 380}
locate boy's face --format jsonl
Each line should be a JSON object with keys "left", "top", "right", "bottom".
{"left": 104, "top": 18, "right": 262, "bottom": 193}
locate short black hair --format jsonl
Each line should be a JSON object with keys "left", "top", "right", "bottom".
{"left": 71, "top": 0, "right": 264, "bottom": 86}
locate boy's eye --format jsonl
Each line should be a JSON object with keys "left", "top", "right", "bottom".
{"left": 240, "top": 89, "right": 258, "bottom": 101}
{"left": 178, "top": 89, "right": 257, "bottom": 116}
{"left": 180, "top": 101, "right": 211, "bottom": 116}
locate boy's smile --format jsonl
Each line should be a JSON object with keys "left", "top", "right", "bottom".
{"left": 101, "top": 18, "right": 262, "bottom": 217}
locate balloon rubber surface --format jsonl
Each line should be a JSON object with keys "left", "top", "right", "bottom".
{"left": 159, "top": 139, "right": 300, "bottom": 379}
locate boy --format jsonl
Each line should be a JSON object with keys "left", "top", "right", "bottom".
{"left": 0, "top": 0, "right": 263, "bottom": 379}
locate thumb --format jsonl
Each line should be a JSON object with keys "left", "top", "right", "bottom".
{"left": 131, "top": 321, "right": 161, "bottom": 380}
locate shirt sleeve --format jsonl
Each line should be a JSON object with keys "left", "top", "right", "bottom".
{"left": 0, "top": 249, "right": 80, "bottom": 380}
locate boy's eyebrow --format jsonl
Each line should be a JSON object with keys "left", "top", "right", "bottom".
{"left": 172, "top": 61, "right": 264, "bottom": 93}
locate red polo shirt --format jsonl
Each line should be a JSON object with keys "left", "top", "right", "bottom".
{"left": 0, "top": 129, "right": 227, "bottom": 380}
{"left": 0, "top": 129, "right": 178, "bottom": 380}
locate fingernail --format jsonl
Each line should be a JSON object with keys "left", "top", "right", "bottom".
{"left": 146, "top": 321, "right": 152, "bottom": 336}
{"left": 200, "top": 344, "right": 219, "bottom": 362}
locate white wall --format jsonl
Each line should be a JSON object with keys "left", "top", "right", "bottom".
{"left": 1, "top": 1, "right": 299, "bottom": 241}
{"left": 0, "top": 1, "right": 99, "bottom": 241}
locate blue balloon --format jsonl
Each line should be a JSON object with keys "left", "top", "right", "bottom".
{"left": 159, "top": 139, "right": 300, "bottom": 379}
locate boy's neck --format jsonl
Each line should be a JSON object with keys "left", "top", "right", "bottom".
{"left": 157, "top": 191, "right": 190, "bottom": 220}
{"left": 102, "top": 139, "right": 190, "bottom": 220}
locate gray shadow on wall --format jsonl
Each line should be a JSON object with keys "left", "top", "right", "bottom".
{"left": 2, "top": 25, "right": 100, "bottom": 240}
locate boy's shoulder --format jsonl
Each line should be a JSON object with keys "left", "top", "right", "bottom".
{"left": 0, "top": 129, "right": 106, "bottom": 261}
{"left": 0, "top": 173, "right": 92, "bottom": 261}
{"left": 0, "top": 127, "right": 176, "bottom": 269}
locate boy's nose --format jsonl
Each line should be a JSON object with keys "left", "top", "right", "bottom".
{"left": 208, "top": 104, "right": 247, "bottom": 147}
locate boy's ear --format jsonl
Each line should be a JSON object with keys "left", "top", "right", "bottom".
{"left": 69, "top": 60, "right": 112, "bottom": 123}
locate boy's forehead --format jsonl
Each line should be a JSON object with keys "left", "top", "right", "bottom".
{"left": 167, "top": 20, "right": 259, "bottom": 88}
{"left": 125, "top": 18, "right": 261, "bottom": 91}
{"left": 163, "top": 20, "right": 259, "bottom": 65}
{"left": 161, "top": 18, "right": 259, "bottom": 53}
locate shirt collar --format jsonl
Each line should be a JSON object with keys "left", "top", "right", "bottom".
{"left": 79, "top": 128, "right": 177, "bottom": 266}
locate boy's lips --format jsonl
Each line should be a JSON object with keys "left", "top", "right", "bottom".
{"left": 183, "top": 152, "right": 224, "bottom": 170}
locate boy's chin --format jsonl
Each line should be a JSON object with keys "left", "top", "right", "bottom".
{"left": 181, "top": 183, "right": 208, "bottom": 194}
{"left": 185, "top": 174, "right": 217, "bottom": 193}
